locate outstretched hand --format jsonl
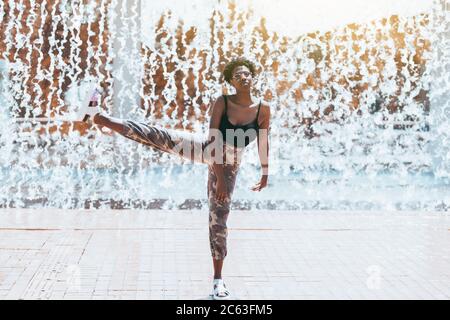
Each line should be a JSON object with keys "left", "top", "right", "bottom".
{"left": 251, "top": 175, "right": 268, "bottom": 192}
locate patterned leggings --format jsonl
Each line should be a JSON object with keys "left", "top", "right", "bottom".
{"left": 118, "top": 119, "right": 241, "bottom": 260}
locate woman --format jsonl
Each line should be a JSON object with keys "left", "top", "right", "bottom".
{"left": 76, "top": 58, "right": 271, "bottom": 300}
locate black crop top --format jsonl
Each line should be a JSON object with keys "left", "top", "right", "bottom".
{"left": 219, "top": 95, "right": 261, "bottom": 148}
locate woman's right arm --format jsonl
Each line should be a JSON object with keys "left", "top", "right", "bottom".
{"left": 208, "top": 96, "right": 227, "bottom": 203}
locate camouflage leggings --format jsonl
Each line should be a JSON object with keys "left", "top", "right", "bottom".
{"left": 119, "top": 119, "right": 241, "bottom": 260}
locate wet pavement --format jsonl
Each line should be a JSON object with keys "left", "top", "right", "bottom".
{"left": 0, "top": 209, "right": 449, "bottom": 300}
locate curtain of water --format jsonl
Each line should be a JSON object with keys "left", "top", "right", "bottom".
{"left": 427, "top": 0, "right": 450, "bottom": 182}
{"left": 0, "top": 0, "right": 448, "bottom": 210}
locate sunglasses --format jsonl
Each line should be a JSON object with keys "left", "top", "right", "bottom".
{"left": 232, "top": 71, "right": 253, "bottom": 80}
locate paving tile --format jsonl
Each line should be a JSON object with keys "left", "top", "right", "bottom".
{"left": 0, "top": 209, "right": 449, "bottom": 300}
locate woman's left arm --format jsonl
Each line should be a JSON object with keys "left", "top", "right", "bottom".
{"left": 251, "top": 104, "right": 271, "bottom": 192}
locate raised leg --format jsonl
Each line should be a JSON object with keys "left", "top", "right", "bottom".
{"left": 93, "top": 113, "right": 210, "bottom": 163}
{"left": 93, "top": 113, "right": 129, "bottom": 134}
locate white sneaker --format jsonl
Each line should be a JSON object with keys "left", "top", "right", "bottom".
{"left": 75, "top": 81, "right": 102, "bottom": 122}
{"left": 212, "top": 279, "right": 231, "bottom": 300}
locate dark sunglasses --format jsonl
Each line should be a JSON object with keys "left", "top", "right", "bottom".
{"left": 232, "top": 71, "right": 253, "bottom": 80}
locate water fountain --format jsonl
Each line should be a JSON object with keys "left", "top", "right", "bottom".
{"left": 0, "top": 0, "right": 448, "bottom": 211}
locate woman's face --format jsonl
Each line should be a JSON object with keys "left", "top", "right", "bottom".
{"left": 230, "top": 65, "right": 253, "bottom": 91}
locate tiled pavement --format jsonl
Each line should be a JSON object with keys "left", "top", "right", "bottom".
{"left": 0, "top": 209, "right": 449, "bottom": 300}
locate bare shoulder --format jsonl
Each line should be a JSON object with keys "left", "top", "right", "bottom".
{"left": 259, "top": 100, "right": 271, "bottom": 118}
{"left": 208, "top": 95, "right": 225, "bottom": 116}
{"left": 256, "top": 100, "right": 271, "bottom": 128}
{"left": 213, "top": 95, "right": 226, "bottom": 106}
